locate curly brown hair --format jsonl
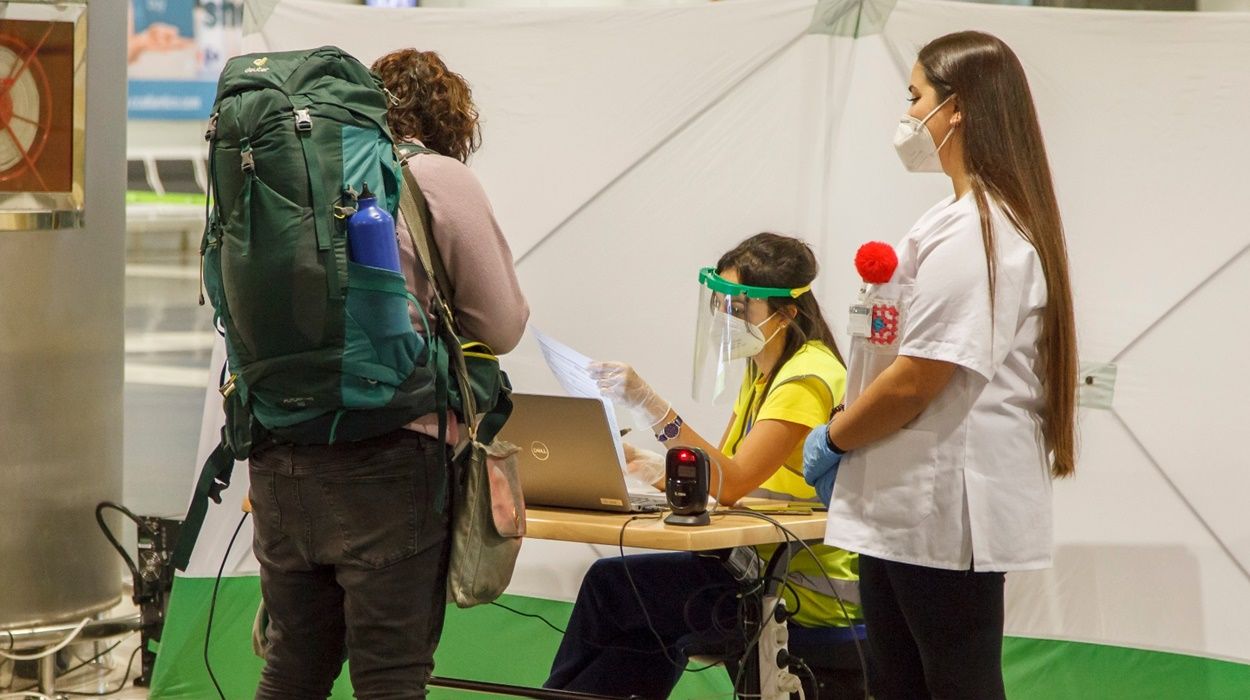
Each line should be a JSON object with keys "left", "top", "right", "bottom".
{"left": 371, "top": 49, "right": 481, "bottom": 163}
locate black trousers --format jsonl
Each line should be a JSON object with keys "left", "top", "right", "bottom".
{"left": 544, "top": 552, "right": 743, "bottom": 699}
{"left": 248, "top": 429, "right": 451, "bottom": 700}
{"left": 858, "top": 555, "right": 1006, "bottom": 700}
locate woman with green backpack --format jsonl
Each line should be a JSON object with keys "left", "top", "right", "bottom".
{"left": 249, "top": 49, "right": 528, "bottom": 699}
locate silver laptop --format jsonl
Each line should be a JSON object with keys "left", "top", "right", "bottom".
{"left": 499, "top": 393, "right": 668, "bottom": 513}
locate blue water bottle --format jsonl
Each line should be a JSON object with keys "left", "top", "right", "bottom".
{"left": 346, "top": 183, "right": 401, "bottom": 272}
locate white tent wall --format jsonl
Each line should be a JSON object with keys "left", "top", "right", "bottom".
{"left": 156, "top": 0, "right": 1250, "bottom": 694}
{"left": 246, "top": 0, "right": 823, "bottom": 260}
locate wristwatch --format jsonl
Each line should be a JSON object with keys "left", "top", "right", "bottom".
{"left": 655, "top": 414, "right": 684, "bottom": 443}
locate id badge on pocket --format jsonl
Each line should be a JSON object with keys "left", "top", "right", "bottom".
{"left": 848, "top": 304, "right": 872, "bottom": 337}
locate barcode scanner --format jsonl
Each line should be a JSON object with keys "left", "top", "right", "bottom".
{"left": 664, "top": 447, "right": 711, "bottom": 526}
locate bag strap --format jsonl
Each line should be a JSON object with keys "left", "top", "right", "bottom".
{"left": 398, "top": 158, "right": 480, "bottom": 441}
{"left": 397, "top": 145, "right": 456, "bottom": 310}
{"left": 398, "top": 154, "right": 457, "bottom": 319}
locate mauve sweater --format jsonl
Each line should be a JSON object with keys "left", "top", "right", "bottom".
{"left": 396, "top": 146, "right": 529, "bottom": 440}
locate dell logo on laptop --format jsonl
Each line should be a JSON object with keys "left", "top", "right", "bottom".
{"left": 530, "top": 441, "right": 550, "bottom": 461}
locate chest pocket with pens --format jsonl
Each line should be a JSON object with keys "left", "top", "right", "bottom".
{"left": 848, "top": 241, "right": 906, "bottom": 348}
{"left": 846, "top": 282, "right": 913, "bottom": 407}
{"left": 848, "top": 297, "right": 904, "bottom": 347}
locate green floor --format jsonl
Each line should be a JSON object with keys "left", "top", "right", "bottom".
{"left": 150, "top": 576, "right": 1250, "bottom": 699}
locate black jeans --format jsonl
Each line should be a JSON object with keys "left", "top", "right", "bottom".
{"left": 859, "top": 555, "right": 1006, "bottom": 700}
{"left": 544, "top": 552, "right": 743, "bottom": 699}
{"left": 248, "top": 429, "right": 451, "bottom": 700}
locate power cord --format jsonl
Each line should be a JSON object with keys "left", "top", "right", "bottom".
{"left": 94, "top": 502, "right": 155, "bottom": 594}
{"left": 205, "top": 512, "right": 249, "bottom": 700}
{"left": 617, "top": 516, "right": 722, "bottom": 675}
{"left": 60, "top": 645, "right": 143, "bottom": 697}
{"left": 487, "top": 473, "right": 863, "bottom": 698}
{"left": 681, "top": 582, "right": 748, "bottom": 640}
{"left": 725, "top": 509, "right": 869, "bottom": 700}
{"left": 709, "top": 454, "right": 725, "bottom": 511}
{"left": 486, "top": 582, "right": 741, "bottom": 658}
{"left": 0, "top": 618, "right": 91, "bottom": 662}
{"left": 785, "top": 655, "right": 819, "bottom": 700}
{"left": 617, "top": 467, "right": 821, "bottom": 697}
{"left": 6, "top": 634, "right": 138, "bottom": 696}
{"left": 729, "top": 571, "right": 790, "bottom": 695}
{"left": 709, "top": 504, "right": 815, "bottom": 696}
{"left": 704, "top": 456, "right": 799, "bottom": 696}
{"left": 488, "top": 602, "right": 565, "bottom": 635}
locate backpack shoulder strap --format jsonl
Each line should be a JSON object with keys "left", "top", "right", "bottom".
{"left": 399, "top": 168, "right": 453, "bottom": 317}
{"left": 397, "top": 143, "right": 437, "bottom": 159}
{"left": 397, "top": 148, "right": 456, "bottom": 310}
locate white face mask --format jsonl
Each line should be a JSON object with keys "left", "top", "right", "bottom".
{"left": 893, "top": 95, "right": 955, "bottom": 173}
{"left": 721, "top": 311, "right": 780, "bottom": 360}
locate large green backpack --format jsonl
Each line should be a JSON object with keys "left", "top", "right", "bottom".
{"left": 174, "top": 46, "right": 454, "bottom": 569}
{"left": 202, "top": 45, "right": 446, "bottom": 444}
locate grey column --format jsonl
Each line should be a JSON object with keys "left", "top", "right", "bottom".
{"left": 0, "top": 3, "right": 128, "bottom": 629}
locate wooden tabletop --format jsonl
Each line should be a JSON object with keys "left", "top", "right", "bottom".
{"left": 523, "top": 499, "right": 828, "bottom": 551}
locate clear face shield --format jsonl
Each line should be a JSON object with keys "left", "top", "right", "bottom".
{"left": 692, "top": 267, "right": 811, "bottom": 403}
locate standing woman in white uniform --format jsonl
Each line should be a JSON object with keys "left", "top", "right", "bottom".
{"left": 803, "top": 31, "right": 1078, "bottom": 699}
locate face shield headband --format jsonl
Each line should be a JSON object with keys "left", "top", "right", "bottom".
{"left": 692, "top": 267, "right": 813, "bottom": 402}
{"left": 697, "top": 267, "right": 813, "bottom": 303}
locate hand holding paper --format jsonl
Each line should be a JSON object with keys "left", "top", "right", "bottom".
{"left": 589, "top": 361, "right": 671, "bottom": 428}
{"left": 531, "top": 326, "right": 601, "bottom": 398}
{"left": 530, "top": 327, "right": 629, "bottom": 467}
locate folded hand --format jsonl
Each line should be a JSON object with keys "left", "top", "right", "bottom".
{"left": 803, "top": 425, "right": 844, "bottom": 507}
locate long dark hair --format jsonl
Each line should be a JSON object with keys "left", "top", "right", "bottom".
{"left": 919, "top": 32, "right": 1077, "bottom": 478}
{"left": 716, "top": 233, "right": 843, "bottom": 405}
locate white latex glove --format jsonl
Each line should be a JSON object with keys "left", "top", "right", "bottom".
{"left": 589, "top": 361, "right": 671, "bottom": 428}
{"left": 622, "top": 442, "right": 666, "bottom": 487}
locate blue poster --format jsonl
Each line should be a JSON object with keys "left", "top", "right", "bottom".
{"left": 127, "top": 0, "right": 244, "bottom": 119}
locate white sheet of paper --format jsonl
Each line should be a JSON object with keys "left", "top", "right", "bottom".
{"left": 531, "top": 326, "right": 600, "bottom": 398}
{"left": 530, "top": 326, "right": 627, "bottom": 467}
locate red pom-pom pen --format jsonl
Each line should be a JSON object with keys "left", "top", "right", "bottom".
{"left": 855, "top": 241, "right": 898, "bottom": 285}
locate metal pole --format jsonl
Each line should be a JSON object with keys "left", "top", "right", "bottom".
{"left": 429, "top": 676, "right": 633, "bottom": 700}
{"left": 0, "top": 613, "right": 142, "bottom": 651}
{"left": 38, "top": 653, "right": 56, "bottom": 696}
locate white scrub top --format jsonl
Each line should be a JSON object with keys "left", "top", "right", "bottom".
{"left": 824, "top": 193, "right": 1052, "bottom": 572}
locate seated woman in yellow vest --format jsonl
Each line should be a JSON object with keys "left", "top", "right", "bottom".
{"left": 543, "top": 232, "right": 862, "bottom": 699}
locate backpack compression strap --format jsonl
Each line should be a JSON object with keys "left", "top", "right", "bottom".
{"left": 171, "top": 430, "right": 237, "bottom": 571}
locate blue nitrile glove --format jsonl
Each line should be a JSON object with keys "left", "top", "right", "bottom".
{"left": 803, "top": 425, "right": 844, "bottom": 507}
